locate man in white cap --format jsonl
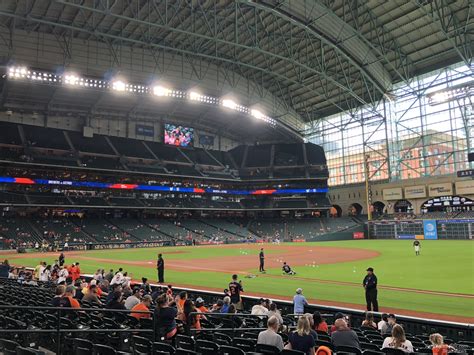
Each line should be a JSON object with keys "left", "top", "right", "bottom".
{"left": 293, "top": 288, "right": 308, "bottom": 314}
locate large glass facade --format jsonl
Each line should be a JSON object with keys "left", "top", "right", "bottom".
{"left": 305, "top": 63, "right": 473, "bottom": 186}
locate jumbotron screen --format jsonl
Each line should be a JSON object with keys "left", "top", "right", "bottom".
{"left": 164, "top": 123, "right": 194, "bottom": 147}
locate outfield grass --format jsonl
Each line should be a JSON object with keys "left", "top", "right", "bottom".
{"left": 2, "top": 240, "right": 473, "bottom": 319}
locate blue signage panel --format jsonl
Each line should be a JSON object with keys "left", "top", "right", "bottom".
{"left": 397, "top": 235, "right": 415, "bottom": 240}
{"left": 136, "top": 124, "right": 155, "bottom": 137}
{"left": 423, "top": 220, "right": 438, "bottom": 240}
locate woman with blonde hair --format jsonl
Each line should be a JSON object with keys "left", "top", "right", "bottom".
{"left": 429, "top": 333, "right": 454, "bottom": 355}
{"left": 285, "top": 316, "right": 316, "bottom": 355}
{"left": 382, "top": 324, "right": 414, "bottom": 353}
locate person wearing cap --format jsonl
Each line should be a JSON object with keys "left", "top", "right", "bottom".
{"left": 293, "top": 288, "right": 308, "bottom": 314}
{"left": 131, "top": 295, "right": 153, "bottom": 320}
{"left": 363, "top": 267, "right": 378, "bottom": 312}
{"left": 124, "top": 287, "right": 142, "bottom": 310}
{"left": 195, "top": 297, "right": 209, "bottom": 313}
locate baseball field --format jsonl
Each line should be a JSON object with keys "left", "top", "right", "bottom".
{"left": 1, "top": 240, "right": 473, "bottom": 323}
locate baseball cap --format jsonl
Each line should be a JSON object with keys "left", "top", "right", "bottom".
{"left": 90, "top": 280, "right": 97, "bottom": 286}
{"left": 196, "top": 297, "right": 204, "bottom": 303}
{"left": 366, "top": 267, "right": 374, "bottom": 272}
{"left": 296, "top": 288, "right": 303, "bottom": 294}
{"left": 388, "top": 313, "right": 396, "bottom": 319}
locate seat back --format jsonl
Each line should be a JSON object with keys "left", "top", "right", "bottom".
{"left": 281, "top": 350, "right": 305, "bottom": 355}
{"left": 335, "top": 345, "right": 362, "bottom": 355}
{"left": 93, "top": 344, "right": 117, "bottom": 355}
{"left": 176, "top": 335, "right": 195, "bottom": 351}
{"left": 15, "top": 347, "right": 40, "bottom": 355}
{"left": 255, "top": 343, "right": 280, "bottom": 355}
{"left": 219, "top": 345, "right": 245, "bottom": 355}
{"left": 153, "top": 342, "right": 176, "bottom": 355}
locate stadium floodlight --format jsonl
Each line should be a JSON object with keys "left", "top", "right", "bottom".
{"left": 64, "top": 73, "right": 80, "bottom": 86}
{"left": 222, "top": 99, "right": 238, "bottom": 110}
{"left": 251, "top": 109, "right": 264, "bottom": 119}
{"left": 8, "top": 66, "right": 30, "bottom": 79}
{"left": 189, "top": 91, "right": 202, "bottom": 101}
{"left": 112, "top": 80, "right": 127, "bottom": 92}
{"left": 153, "top": 85, "right": 171, "bottom": 97}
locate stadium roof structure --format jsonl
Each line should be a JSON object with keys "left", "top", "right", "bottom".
{"left": 0, "top": 0, "right": 472, "bottom": 142}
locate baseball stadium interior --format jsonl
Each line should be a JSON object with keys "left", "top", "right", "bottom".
{"left": 0, "top": 0, "right": 473, "bottom": 354}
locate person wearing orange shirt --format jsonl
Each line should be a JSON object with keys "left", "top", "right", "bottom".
{"left": 72, "top": 262, "right": 81, "bottom": 281}
{"left": 131, "top": 295, "right": 152, "bottom": 320}
{"left": 176, "top": 291, "right": 187, "bottom": 313}
{"left": 195, "top": 298, "right": 208, "bottom": 313}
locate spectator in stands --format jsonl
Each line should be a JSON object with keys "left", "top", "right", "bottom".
{"left": 82, "top": 285, "right": 102, "bottom": 305}
{"left": 385, "top": 314, "right": 397, "bottom": 334}
{"left": 99, "top": 280, "right": 110, "bottom": 295}
{"left": 382, "top": 324, "right": 413, "bottom": 353}
{"left": 110, "top": 268, "right": 124, "bottom": 286}
{"left": 106, "top": 290, "right": 126, "bottom": 310}
{"left": 40, "top": 265, "right": 52, "bottom": 282}
{"left": 304, "top": 313, "right": 319, "bottom": 341}
{"left": 74, "top": 280, "right": 86, "bottom": 301}
{"left": 58, "top": 252, "right": 65, "bottom": 267}
{"left": 140, "top": 277, "right": 152, "bottom": 295}
{"left": 125, "top": 287, "right": 142, "bottom": 310}
{"left": 0, "top": 260, "right": 10, "bottom": 278}
{"left": 221, "top": 296, "right": 231, "bottom": 313}
{"left": 106, "top": 284, "right": 122, "bottom": 303}
{"left": 57, "top": 266, "right": 69, "bottom": 284}
{"left": 183, "top": 299, "right": 201, "bottom": 333}
{"left": 228, "top": 304, "right": 243, "bottom": 327}
{"left": 122, "top": 272, "right": 132, "bottom": 288}
{"left": 72, "top": 262, "right": 81, "bottom": 282}
{"left": 131, "top": 295, "right": 152, "bottom": 320}
{"left": 293, "top": 288, "right": 308, "bottom": 314}
{"left": 331, "top": 318, "right": 360, "bottom": 350}
{"left": 195, "top": 297, "right": 208, "bottom": 313}
{"left": 330, "top": 313, "right": 346, "bottom": 333}
{"left": 176, "top": 291, "right": 187, "bottom": 313}
{"left": 34, "top": 262, "right": 45, "bottom": 280}
{"left": 93, "top": 269, "right": 104, "bottom": 282}
{"left": 429, "top": 333, "right": 454, "bottom": 354}
{"left": 155, "top": 294, "right": 178, "bottom": 340}
{"left": 51, "top": 285, "right": 66, "bottom": 307}
{"left": 362, "top": 311, "right": 377, "bottom": 329}
{"left": 258, "top": 315, "right": 285, "bottom": 351}
{"left": 313, "top": 311, "right": 328, "bottom": 333}
{"left": 378, "top": 313, "right": 389, "bottom": 334}
{"left": 252, "top": 298, "right": 269, "bottom": 316}
{"left": 286, "top": 315, "right": 316, "bottom": 355}
{"left": 211, "top": 299, "right": 224, "bottom": 313}
{"left": 267, "top": 303, "right": 283, "bottom": 326}
{"left": 105, "top": 269, "right": 114, "bottom": 283}
{"left": 59, "top": 285, "right": 80, "bottom": 309}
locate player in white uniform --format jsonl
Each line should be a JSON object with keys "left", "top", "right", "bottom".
{"left": 413, "top": 240, "right": 421, "bottom": 256}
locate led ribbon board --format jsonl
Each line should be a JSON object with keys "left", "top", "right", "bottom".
{"left": 0, "top": 177, "right": 328, "bottom": 195}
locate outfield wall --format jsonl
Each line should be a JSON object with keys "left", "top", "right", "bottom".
{"left": 368, "top": 219, "right": 474, "bottom": 240}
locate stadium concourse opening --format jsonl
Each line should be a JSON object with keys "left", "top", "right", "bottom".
{"left": 0, "top": 0, "right": 473, "bottom": 353}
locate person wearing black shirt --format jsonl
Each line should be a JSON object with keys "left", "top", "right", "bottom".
{"left": 363, "top": 267, "right": 378, "bottom": 312}
{"left": 259, "top": 248, "right": 265, "bottom": 272}
{"left": 157, "top": 254, "right": 165, "bottom": 283}
{"left": 228, "top": 274, "right": 244, "bottom": 310}
{"left": 155, "top": 294, "right": 178, "bottom": 340}
{"left": 58, "top": 253, "right": 65, "bottom": 267}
